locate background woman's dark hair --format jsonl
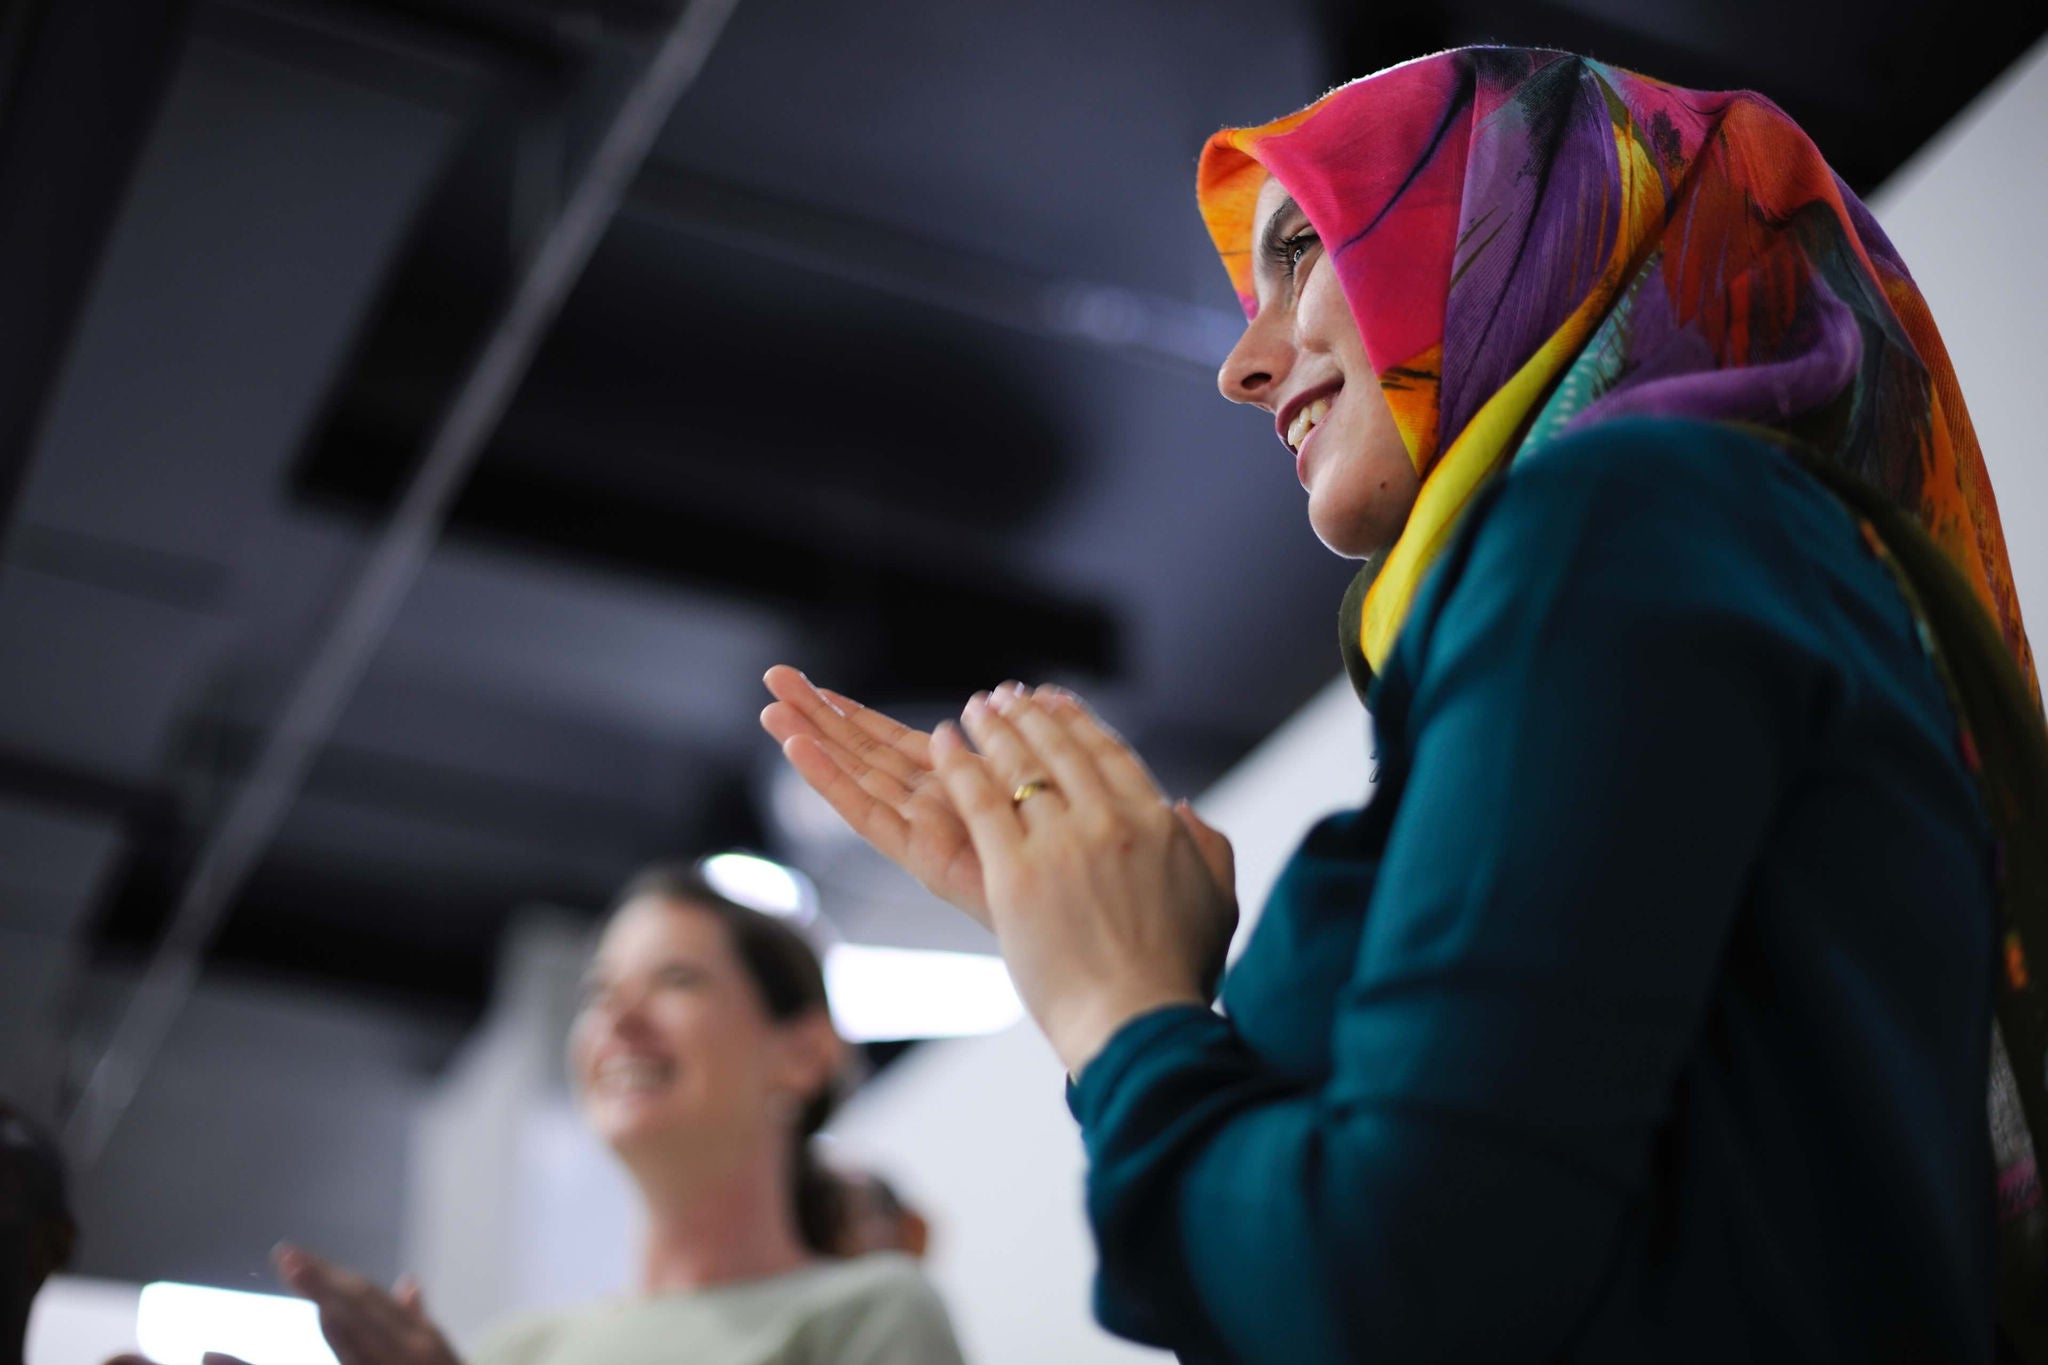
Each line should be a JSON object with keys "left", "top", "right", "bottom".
{"left": 0, "top": 1098, "right": 75, "bottom": 1345}
{"left": 611, "top": 862, "right": 847, "bottom": 1256}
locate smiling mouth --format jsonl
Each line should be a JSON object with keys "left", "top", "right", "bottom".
{"left": 1285, "top": 396, "right": 1332, "bottom": 453}
{"left": 594, "top": 1055, "right": 675, "bottom": 1094}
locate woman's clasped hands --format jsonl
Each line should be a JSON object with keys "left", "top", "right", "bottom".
{"left": 761, "top": 669, "right": 1237, "bottom": 1075}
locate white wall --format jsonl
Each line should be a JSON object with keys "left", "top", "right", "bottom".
{"left": 1869, "top": 39, "right": 2048, "bottom": 637}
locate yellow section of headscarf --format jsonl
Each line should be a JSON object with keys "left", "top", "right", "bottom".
{"left": 1357, "top": 116, "right": 1669, "bottom": 667}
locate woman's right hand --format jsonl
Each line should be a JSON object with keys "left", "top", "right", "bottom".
{"left": 760, "top": 666, "right": 994, "bottom": 928}
{"left": 102, "top": 1247, "right": 456, "bottom": 1365}
{"left": 274, "top": 1245, "right": 461, "bottom": 1365}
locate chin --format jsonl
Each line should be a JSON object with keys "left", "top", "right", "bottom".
{"left": 1308, "top": 472, "right": 1414, "bottom": 560}
{"left": 587, "top": 1099, "right": 679, "bottom": 1151}
{"left": 1307, "top": 500, "right": 1380, "bottom": 559}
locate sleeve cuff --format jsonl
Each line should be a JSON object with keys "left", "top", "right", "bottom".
{"left": 1066, "top": 1002, "right": 1232, "bottom": 1129}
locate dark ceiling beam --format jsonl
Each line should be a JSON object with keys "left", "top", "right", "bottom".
{"left": 0, "top": 745, "right": 179, "bottom": 843}
{"left": 176, "top": 719, "right": 669, "bottom": 847}
{"left": 4, "top": 523, "right": 232, "bottom": 614}
{"left": 353, "top": 0, "right": 678, "bottom": 53}
{"left": 623, "top": 163, "right": 1242, "bottom": 374}
{"left": 198, "top": 0, "right": 518, "bottom": 110}
{"left": 87, "top": 721, "right": 684, "bottom": 984}
{"left": 292, "top": 439, "right": 1122, "bottom": 695}
{"left": 0, "top": 0, "right": 192, "bottom": 547}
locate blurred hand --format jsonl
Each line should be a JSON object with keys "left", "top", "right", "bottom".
{"left": 760, "top": 666, "right": 995, "bottom": 927}
{"left": 273, "top": 1244, "right": 460, "bottom": 1365}
{"left": 97, "top": 1247, "right": 452, "bottom": 1365}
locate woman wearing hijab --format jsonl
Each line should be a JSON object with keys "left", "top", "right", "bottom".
{"left": 762, "top": 47, "right": 2048, "bottom": 1361}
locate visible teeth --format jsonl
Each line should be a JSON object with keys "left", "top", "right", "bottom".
{"left": 597, "top": 1057, "right": 672, "bottom": 1091}
{"left": 1286, "top": 397, "right": 1332, "bottom": 452}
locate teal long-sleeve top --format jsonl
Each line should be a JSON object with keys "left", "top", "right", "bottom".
{"left": 1070, "top": 419, "right": 1996, "bottom": 1362}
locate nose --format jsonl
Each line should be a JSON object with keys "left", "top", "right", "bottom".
{"left": 1217, "top": 304, "right": 1290, "bottom": 409}
{"left": 589, "top": 978, "right": 653, "bottom": 1040}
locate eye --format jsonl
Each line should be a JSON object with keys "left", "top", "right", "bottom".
{"left": 655, "top": 964, "right": 706, "bottom": 991}
{"left": 1262, "top": 224, "right": 1320, "bottom": 288}
{"left": 1284, "top": 229, "right": 1319, "bottom": 278}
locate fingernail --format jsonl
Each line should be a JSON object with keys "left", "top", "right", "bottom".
{"left": 965, "top": 691, "right": 989, "bottom": 716}
{"left": 988, "top": 687, "right": 1015, "bottom": 712}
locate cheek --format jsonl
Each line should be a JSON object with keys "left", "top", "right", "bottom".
{"left": 567, "top": 1010, "right": 614, "bottom": 1083}
{"left": 664, "top": 999, "right": 767, "bottom": 1082}
{"left": 646, "top": 997, "right": 712, "bottom": 1057}
{"left": 1297, "top": 266, "right": 1366, "bottom": 365}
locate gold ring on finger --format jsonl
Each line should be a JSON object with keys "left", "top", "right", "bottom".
{"left": 1011, "top": 778, "right": 1053, "bottom": 807}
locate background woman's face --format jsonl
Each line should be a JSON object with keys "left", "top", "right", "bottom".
{"left": 569, "top": 898, "right": 803, "bottom": 1162}
{"left": 1218, "top": 176, "right": 1419, "bottom": 559}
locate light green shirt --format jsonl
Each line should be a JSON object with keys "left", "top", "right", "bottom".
{"left": 474, "top": 1254, "right": 967, "bottom": 1365}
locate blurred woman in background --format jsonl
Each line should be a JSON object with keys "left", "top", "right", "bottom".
{"left": 764, "top": 45, "right": 2048, "bottom": 1363}
{"left": 233, "top": 865, "right": 965, "bottom": 1365}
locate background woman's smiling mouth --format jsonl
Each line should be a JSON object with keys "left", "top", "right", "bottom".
{"left": 595, "top": 1053, "right": 677, "bottom": 1094}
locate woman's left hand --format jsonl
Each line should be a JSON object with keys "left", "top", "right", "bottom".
{"left": 937, "top": 686, "right": 1239, "bottom": 1075}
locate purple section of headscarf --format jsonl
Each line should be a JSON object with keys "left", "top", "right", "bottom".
{"left": 1568, "top": 260, "right": 1864, "bottom": 430}
{"left": 1440, "top": 59, "right": 1621, "bottom": 446}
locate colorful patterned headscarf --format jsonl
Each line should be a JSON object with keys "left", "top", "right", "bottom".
{"left": 1200, "top": 46, "right": 2048, "bottom": 1353}
{"left": 1197, "top": 47, "right": 2032, "bottom": 688}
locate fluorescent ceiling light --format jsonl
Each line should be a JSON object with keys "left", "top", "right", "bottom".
{"left": 823, "top": 943, "right": 1024, "bottom": 1043}
{"left": 137, "top": 1282, "right": 336, "bottom": 1365}
{"left": 699, "top": 851, "right": 816, "bottom": 921}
